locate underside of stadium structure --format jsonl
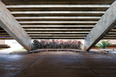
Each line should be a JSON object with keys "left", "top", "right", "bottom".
{"left": 0, "top": 0, "right": 116, "bottom": 51}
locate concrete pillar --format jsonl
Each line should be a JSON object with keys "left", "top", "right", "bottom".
{"left": 83, "top": 1, "right": 116, "bottom": 51}
{"left": 0, "top": 1, "right": 32, "bottom": 51}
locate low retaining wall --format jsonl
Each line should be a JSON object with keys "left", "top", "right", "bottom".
{"left": 32, "top": 49, "right": 85, "bottom": 53}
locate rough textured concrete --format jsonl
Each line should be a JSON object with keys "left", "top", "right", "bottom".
{"left": 0, "top": 1, "right": 32, "bottom": 51}
{"left": 0, "top": 51, "right": 116, "bottom": 77}
{"left": 83, "top": 1, "right": 116, "bottom": 51}
{"left": 2, "top": 0, "right": 114, "bottom": 5}
{"left": 0, "top": 0, "right": 115, "bottom": 40}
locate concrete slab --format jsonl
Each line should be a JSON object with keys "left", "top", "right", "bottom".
{"left": 94, "top": 68, "right": 116, "bottom": 77}
{"left": 0, "top": 51, "right": 116, "bottom": 77}
{"left": 0, "top": 53, "right": 41, "bottom": 77}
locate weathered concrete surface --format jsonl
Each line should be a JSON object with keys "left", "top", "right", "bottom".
{"left": 2, "top": 0, "right": 114, "bottom": 5}
{"left": 83, "top": 1, "right": 116, "bottom": 51}
{"left": 0, "top": 1, "right": 32, "bottom": 51}
{"left": 0, "top": 51, "right": 116, "bottom": 77}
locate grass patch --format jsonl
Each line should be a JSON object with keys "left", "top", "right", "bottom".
{"left": 0, "top": 48, "right": 8, "bottom": 50}
{"left": 13, "top": 48, "right": 26, "bottom": 52}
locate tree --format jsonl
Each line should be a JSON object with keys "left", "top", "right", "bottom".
{"left": 95, "top": 40, "right": 111, "bottom": 49}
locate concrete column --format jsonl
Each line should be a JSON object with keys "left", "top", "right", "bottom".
{"left": 0, "top": 1, "right": 32, "bottom": 51}
{"left": 83, "top": 1, "right": 116, "bottom": 51}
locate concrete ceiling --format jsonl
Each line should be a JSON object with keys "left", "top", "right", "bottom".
{"left": 0, "top": 0, "right": 116, "bottom": 39}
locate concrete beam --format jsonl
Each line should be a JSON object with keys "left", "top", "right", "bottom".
{"left": 31, "top": 37, "right": 84, "bottom": 39}
{"left": 15, "top": 16, "right": 101, "bottom": 19}
{"left": 16, "top": 16, "right": 100, "bottom": 21}
{"left": 19, "top": 21, "right": 97, "bottom": 24}
{"left": 2, "top": 0, "right": 114, "bottom": 5}
{"left": 24, "top": 28, "right": 91, "bottom": 31}
{"left": 11, "top": 11, "right": 105, "bottom": 14}
{"left": 6, "top": 5, "right": 110, "bottom": 8}
{"left": 13, "top": 13, "right": 103, "bottom": 16}
{"left": 0, "top": 1, "right": 32, "bottom": 51}
{"left": 0, "top": 37, "right": 12, "bottom": 39}
{"left": 83, "top": 1, "right": 116, "bottom": 51}
{"left": 22, "top": 25, "right": 94, "bottom": 28}
{"left": 108, "top": 32, "right": 116, "bottom": 35}
{"left": 19, "top": 21, "right": 97, "bottom": 25}
{"left": 27, "top": 31, "right": 89, "bottom": 34}
{"left": 29, "top": 34, "right": 86, "bottom": 37}
{"left": 106, "top": 35, "right": 116, "bottom": 37}
{"left": 15, "top": 16, "right": 101, "bottom": 20}
{"left": 103, "top": 37, "right": 116, "bottom": 39}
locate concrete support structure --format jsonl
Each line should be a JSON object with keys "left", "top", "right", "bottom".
{"left": 0, "top": 1, "right": 32, "bottom": 51}
{"left": 83, "top": 1, "right": 116, "bottom": 51}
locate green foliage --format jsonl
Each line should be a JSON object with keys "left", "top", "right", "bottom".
{"left": 32, "top": 40, "right": 82, "bottom": 50}
{"left": 32, "top": 40, "right": 42, "bottom": 50}
{"left": 95, "top": 40, "right": 111, "bottom": 49}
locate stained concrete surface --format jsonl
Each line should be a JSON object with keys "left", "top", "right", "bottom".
{"left": 0, "top": 51, "right": 116, "bottom": 77}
